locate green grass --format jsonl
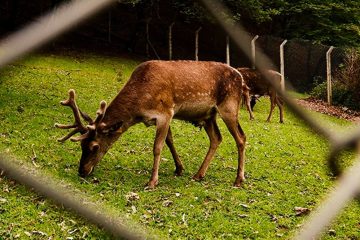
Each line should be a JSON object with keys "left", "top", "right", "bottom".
{"left": 1, "top": 51, "right": 360, "bottom": 239}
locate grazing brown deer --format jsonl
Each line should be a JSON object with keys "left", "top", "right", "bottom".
{"left": 55, "top": 60, "right": 247, "bottom": 189}
{"left": 238, "top": 68, "right": 284, "bottom": 123}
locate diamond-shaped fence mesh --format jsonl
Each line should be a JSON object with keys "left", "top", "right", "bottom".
{"left": 0, "top": 0, "right": 359, "bottom": 239}
{"left": 255, "top": 36, "right": 345, "bottom": 92}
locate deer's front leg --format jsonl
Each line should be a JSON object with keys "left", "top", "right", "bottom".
{"left": 241, "top": 84, "right": 254, "bottom": 120}
{"left": 147, "top": 116, "right": 171, "bottom": 189}
{"left": 244, "top": 93, "right": 254, "bottom": 120}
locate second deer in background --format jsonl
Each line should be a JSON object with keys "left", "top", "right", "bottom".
{"left": 238, "top": 68, "right": 284, "bottom": 123}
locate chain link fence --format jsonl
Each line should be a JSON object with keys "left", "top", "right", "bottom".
{"left": 54, "top": 3, "right": 346, "bottom": 93}
{"left": 0, "top": 0, "right": 359, "bottom": 239}
{"left": 1, "top": 1, "right": 347, "bottom": 94}
{"left": 256, "top": 36, "right": 346, "bottom": 92}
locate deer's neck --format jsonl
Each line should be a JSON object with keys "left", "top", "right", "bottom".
{"left": 102, "top": 96, "right": 135, "bottom": 127}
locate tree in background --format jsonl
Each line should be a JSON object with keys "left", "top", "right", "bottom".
{"left": 0, "top": 0, "right": 359, "bottom": 48}
{"left": 165, "top": 0, "right": 360, "bottom": 47}
{"left": 272, "top": 1, "right": 360, "bottom": 47}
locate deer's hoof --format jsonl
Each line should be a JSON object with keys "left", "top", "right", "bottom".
{"left": 233, "top": 182, "right": 242, "bottom": 188}
{"left": 174, "top": 167, "right": 184, "bottom": 176}
{"left": 192, "top": 174, "right": 205, "bottom": 181}
{"left": 145, "top": 180, "right": 158, "bottom": 190}
{"left": 233, "top": 177, "right": 244, "bottom": 188}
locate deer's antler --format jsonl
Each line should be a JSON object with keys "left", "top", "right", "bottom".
{"left": 55, "top": 89, "right": 93, "bottom": 142}
{"left": 95, "top": 100, "right": 107, "bottom": 125}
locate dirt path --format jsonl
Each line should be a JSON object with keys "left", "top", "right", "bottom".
{"left": 296, "top": 98, "right": 360, "bottom": 122}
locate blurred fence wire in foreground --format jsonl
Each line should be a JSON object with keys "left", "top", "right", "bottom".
{"left": 0, "top": 0, "right": 359, "bottom": 239}
{"left": 0, "top": 154, "right": 148, "bottom": 239}
{"left": 199, "top": 0, "right": 360, "bottom": 239}
{"left": 0, "top": 0, "right": 150, "bottom": 239}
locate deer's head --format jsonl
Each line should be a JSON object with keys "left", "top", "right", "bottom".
{"left": 55, "top": 89, "right": 123, "bottom": 177}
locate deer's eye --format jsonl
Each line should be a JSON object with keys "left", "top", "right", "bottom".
{"left": 108, "top": 121, "right": 123, "bottom": 133}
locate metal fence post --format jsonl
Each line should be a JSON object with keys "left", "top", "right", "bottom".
{"left": 327, "top": 46, "right": 334, "bottom": 105}
{"left": 195, "top": 27, "right": 202, "bottom": 61}
{"left": 226, "top": 35, "right": 230, "bottom": 65}
{"left": 168, "top": 22, "right": 175, "bottom": 60}
{"left": 280, "top": 39, "right": 287, "bottom": 91}
{"left": 251, "top": 35, "right": 259, "bottom": 69}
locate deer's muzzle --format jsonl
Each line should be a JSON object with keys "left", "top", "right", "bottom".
{"left": 78, "top": 164, "right": 94, "bottom": 178}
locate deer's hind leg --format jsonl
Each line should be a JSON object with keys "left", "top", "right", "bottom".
{"left": 193, "top": 114, "right": 222, "bottom": 181}
{"left": 217, "top": 100, "right": 246, "bottom": 187}
{"left": 266, "top": 91, "right": 277, "bottom": 122}
{"left": 166, "top": 126, "right": 184, "bottom": 176}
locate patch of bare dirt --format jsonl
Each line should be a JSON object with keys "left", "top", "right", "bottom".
{"left": 296, "top": 97, "right": 360, "bottom": 122}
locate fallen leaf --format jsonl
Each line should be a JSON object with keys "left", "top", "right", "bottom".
{"left": 92, "top": 178, "right": 100, "bottom": 184}
{"left": 68, "top": 229, "right": 78, "bottom": 235}
{"left": 328, "top": 229, "right": 336, "bottom": 236}
{"left": 182, "top": 213, "right": 187, "bottom": 226}
{"left": 125, "top": 192, "right": 140, "bottom": 202}
{"left": 269, "top": 214, "right": 278, "bottom": 222}
{"left": 296, "top": 98, "right": 360, "bottom": 122}
{"left": 294, "top": 206, "right": 310, "bottom": 216}
{"left": 39, "top": 211, "right": 46, "bottom": 217}
{"left": 162, "top": 200, "right": 173, "bottom": 207}
{"left": 131, "top": 205, "right": 137, "bottom": 213}
{"left": 240, "top": 203, "right": 249, "bottom": 209}
{"left": 32, "top": 231, "right": 47, "bottom": 236}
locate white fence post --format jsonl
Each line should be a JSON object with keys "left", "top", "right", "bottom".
{"left": 168, "top": 22, "right": 175, "bottom": 60}
{"left": 226, "top": 35, "right": 230, "bottom": 65}
{"left": 251, "top": 35, "right": 259, "bottom": 69}
{"left": 195, "top": 27, "right": 202, "bottom": 61}
{"left": 280, "top": 39, "right": 287, "bottom": 92}
{"left": 326, "top": 46, "right": 335, "bottom": 105}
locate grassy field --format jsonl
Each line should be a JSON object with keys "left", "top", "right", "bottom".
{"left": 1, "top": 51, "right": 359, "bottom": 239}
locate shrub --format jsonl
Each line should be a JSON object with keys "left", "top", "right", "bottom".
{"left": 310, "top": 76, "right": 327, "bottom": 101}
{"left": 310, "top": 49, "right": 360, "bottom": 110}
